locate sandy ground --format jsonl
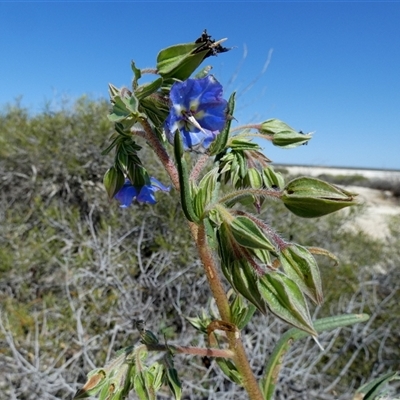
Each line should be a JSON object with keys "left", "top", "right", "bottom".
{"left": 280, "top": 165, "right": 400, "bottom": 239}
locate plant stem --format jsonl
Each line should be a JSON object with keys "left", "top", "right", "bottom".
{"left": 141, "top": 120, "right": 263, "bottom": 399}
{"left": 196, "top": 224, "right": 264, "bottom": 400}
{"left": 139, "top": 118, "right": 180, "bottom": 190}
{"left": 144, "top": 343, "right": 235, "bottom": 359}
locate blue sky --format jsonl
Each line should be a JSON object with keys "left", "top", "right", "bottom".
{"left": 1, "top": 2, "right": 399, "bottom": 169}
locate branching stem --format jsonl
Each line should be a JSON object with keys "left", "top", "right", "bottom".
{"left": 218, "top": 187, "right": 282, "bottom": 205}
{"left": 140, "top": 120, "right": 264, "bottom": 400}
{"left": 142, "top": 343, "right": 235, "bottom": 359}
{"left": 195, "top": 225, "right": 264, "bottom": 400}
{"left": 139, "top": 118, "right": 180, "bottom": 190}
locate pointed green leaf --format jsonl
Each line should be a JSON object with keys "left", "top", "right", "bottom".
{"left": 133, "top": 373, "right": 148, "bottom": 400}
{"left": 261, "top": 313, "right": 370, "bottom": 400}
{"left": 230, "top": 294, "right": 257, "bottom": 330}
{"left": 209, "top": 91, "right": 236, "bottom": 155}
{"left": 135, "top": 77, "right": 163, "bottom": 100}
{"left": 73, "top": 369, "right": 107, "bottom": 399}
{"left": 353, "top": 371, "right": 400, "bottom": 400}
{"left": 116, "top": 150, "right": 129, "bottom": 172}
{"left": 230, "top": 260, "right": 267, "bottom": 314}
{"left": 103, "top": 166, "right": 125, "bottom": 200}
{"left": 126, "top": 163, "right": 148, "bottom": 189}
{"left": 148, "top": 363, "right": 165, "bottom": 393}
{"left": 193, "top": 168, "right": 220, "bottom": 218}
{"left": 194, "top": 65, "right": 212, "bottom": 78}
{"left": 157, "top": 42, "right": 210, "bottom": 82}
{"left": 165, "top": 367, "right": 182, "bottom": 400}
{"left": 108, "top": 96, "right": 132, "bottom": 122}
{"left": 174, "top": 132, "right": 199, "bottom": 223}
{"left": 279, "top": 244, "right": 323, "bottom": 304}
{"left": 246, "top": 168, "right": 263, "bottom": 189}
{"left": 215, "top": 358, "right": 243, "bottom": 385}
{"left": 229, "top": 137, "right": 261, "bottom": 151}
{"left": 262, "top": 166, "right": 285, "bottom": 189}
{"left": 101, "top": 133, "right": 121, "bottom": 156}
{"left": 217, "top": 223, "right": 267, "bottom": 314}
{"left": 139, "top": 96, "right": 169, "bottom": 140}
{"left": 230, "top": 216, "right": 276, "bottom": 251}
{"left": 121, "top": 92, "right": 139, "bottom": 114}
{"left": 108, "top": 83, "right": 120, "bottom": 99}
{"left": 157, "top": 42, "right": 199, "bottom": 75}
{"left": 257, "top": 271, "right": 316, "bottom": 335}
{"left": 131, "top": 61, "right": 142, "bottom": 87}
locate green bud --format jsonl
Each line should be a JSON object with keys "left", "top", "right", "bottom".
{"left": 108, "top": 87, "right": 141, "bottom": 123}
{"left": 280, "top": 244, "right": 323, "bottom": 304}
{"left": 116, "top": 150, "right": 129, "bottom": 172}
{"left": 246, "top": 168, "right": 263, "bottom": 189}
{"left": 259, "top": 118, "right": 312, "bottom": 148}
{"left": 140, "top": 329, "right": 159, "bottom": 345}
{"left": 259, "top": 119, "right": 295, "bottom": 135}
{"left": 262, "top": 166, "right": 285, "bottom": 189}
{"left": 230, "top": 293, "right": 257, "bottom": 330}
{"left": 126, "top": 163, "right": 148, "bottom": 189}
{"left": 226, "top": 259, "right": 268, "bottom": 315}
{"left": 103, "top": 166, "right": 125, "bottom": 200}
{"left": 272, "top": 130, "right": 312, "bottom": 148}
{"left": 281, "top": 177, "right": 357, "bottom": 218}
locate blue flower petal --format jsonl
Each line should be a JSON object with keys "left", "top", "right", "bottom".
{"left": 114, "top": 177, "right": 169, "bottom": 207}
{"left": 164, "top": 75, "right": 227, "bottom": 152}
{"left": 150, "top": 177, "right": 170, "bottom": 192}
{"left": 137, "top": 185, "right": 157, "bottom": 204}
{"left": 114, "top": 181, "right": 138, "bottom": 208}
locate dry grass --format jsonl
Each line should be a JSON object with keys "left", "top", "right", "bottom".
{"left": 1, "top": 99, "right": 399, "bottom": 399}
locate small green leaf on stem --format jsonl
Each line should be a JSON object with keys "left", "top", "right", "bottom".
{"left": 279, "top": 244, "right": 323, "bottom": 304}
{"left": 210, "top": 91, "right": 236, "bottom": 155}
{"left": 230, "top": 216, "right": 276, "bottom": 251}
{"left": 353, "top": 371, "right": 400, "bottom": 400}
{"left": 103, "top": 166, "right": 125, "bottom": 200}
{"left": 261, "top": 313, "right": 369, "bottom": 400}
{"left": 257, "top": 271, "right": 317, "bottom": 336}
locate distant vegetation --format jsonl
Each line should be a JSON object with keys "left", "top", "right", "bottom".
{"left": 275, "top": 166, "right": 400, "bottom": 200}
{"left": 316, "top": 173, "right": 400, "bottom": 199}
{"left": 1, "top": 98, "right": 399, "bottom": 399}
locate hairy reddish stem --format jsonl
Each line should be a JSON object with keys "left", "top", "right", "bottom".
{"left": 195, "top": 225, "right": 264, "bottom": 400}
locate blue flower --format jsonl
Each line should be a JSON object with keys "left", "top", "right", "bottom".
{"left": 114, "top": 178, "right": 170, "bottom": 207}
{"left": 164, "top": 75, "right": 227, "bottom": 151}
